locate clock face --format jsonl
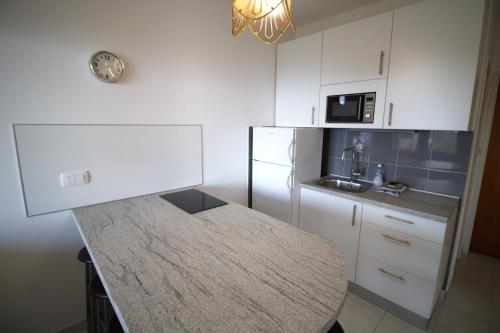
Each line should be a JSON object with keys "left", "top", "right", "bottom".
{"left": 90, "top": 51, "right": 124, "bottom": 82}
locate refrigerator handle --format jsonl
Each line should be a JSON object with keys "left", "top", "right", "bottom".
{"left": 287, "top": 170, "right": 294, "bottom": 193}
{"left": 287, "top": 139, "right": 295, "bottom": 165}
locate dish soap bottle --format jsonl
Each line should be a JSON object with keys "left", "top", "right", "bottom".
{"left": 373, "top": 163, "right": 385, "bottom": 188}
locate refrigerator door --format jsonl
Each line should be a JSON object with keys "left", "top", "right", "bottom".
{"left": 252, "top": 127, "right": 295, "bottom": 167}
{"left": 251, "top": 160, "right": 293, "bottom": 223}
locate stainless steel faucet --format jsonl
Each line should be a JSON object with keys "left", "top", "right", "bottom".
{"left": 342, "top": 147, "right": 361, "bottom": 181}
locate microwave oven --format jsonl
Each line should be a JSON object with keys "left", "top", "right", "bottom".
{"left": 325, "top": 92, "right": 375, "bottom": 123}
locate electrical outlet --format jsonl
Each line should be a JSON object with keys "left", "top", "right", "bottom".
{"left": 60, "top": 170, "right": 91, "bottom": 187}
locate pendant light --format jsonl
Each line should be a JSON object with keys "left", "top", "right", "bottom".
{"left": 232, "top": 0, "right": 294, "bottom": 44}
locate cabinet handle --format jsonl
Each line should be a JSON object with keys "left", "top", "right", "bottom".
{"left": 384, "top": 214, "right": 415, "bottom": 225}
{"left": 378, "top": 268, "right": 405, "bottom": 281}
{"left": 388, "top": 103, "right": 393, "bottom": 126}
{"left": 351, "top": 205, "right": 357, "bottom": 226}
{"left": 311, "top": 107, "right": 315, "bottom": 125}
{"left": 379, "top": 50, "right": 384, "bottom": 75}
{"left": 382, "top": 234, "right": 410, "bottom": 246}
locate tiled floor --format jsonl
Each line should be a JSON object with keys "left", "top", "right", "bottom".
{"left": 337, "top": 252, "right": 500, "bottom": 333}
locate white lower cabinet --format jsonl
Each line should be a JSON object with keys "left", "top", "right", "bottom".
{"left": 299, "top": 188, "right": 361, "bottom": 281}
{"left": 359, "top": 222, "right": 442, "bottom": 283}
{"left": 299, "top": 190, "right": 455, "bottom": 321}
{"left": 356, "top": 254, "right": 437, "bottom": 318}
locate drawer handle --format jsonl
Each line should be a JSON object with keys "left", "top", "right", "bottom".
{"left": 382, "top": 234, "right": 410, "bottom": 246}
{"left": 384, "top": 215, "right": 415, "bottom": 225}
{"left": 378, "top": 268, "right": 405, "bottom": 282}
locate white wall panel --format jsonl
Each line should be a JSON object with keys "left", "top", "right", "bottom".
{"left": 14, "top": 125, "right": 202, "bottom": 216}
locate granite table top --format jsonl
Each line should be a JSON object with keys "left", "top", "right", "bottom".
{"left": 301, "top": 177, "right": 460, "bottom": 223}
{"left": 72, "top": 191, "right": 348, "bottom": 333}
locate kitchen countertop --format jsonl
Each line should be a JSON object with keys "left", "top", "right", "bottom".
{"left": 301, "top": 178, "right": 460, "bottom": 223}
{"left": 72, "top": 190, "right": 348, "bottom": 333}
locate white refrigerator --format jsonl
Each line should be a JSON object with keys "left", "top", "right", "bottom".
{"left": 250, "top": 127, "right": 323, "bottom": 226}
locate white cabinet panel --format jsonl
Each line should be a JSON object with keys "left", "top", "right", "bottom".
{"left": 356, "top": 254, "right": 437, "bottom": 318}
{"left": 299, "top": 188, "right": 361, "bottom": 281}
{"left": 252, "top": 161, "right": 292, "bottom": 223}
{"left": 321, "top": 11, "right": 393, "bottom": 85}
{"left": 276, "top": 33, "right": 322, "bottom": 127}
{"left": 359, "top": 222, "right": 442, "bottom": 282}
{"left": 362, "top": 204, "right": 446, "bottom": 244}
{"left": 319, "top": 79, "right": 387, "bottom": 128}
{"left": 384, "top": 0, "right": 485, "bottom": 130}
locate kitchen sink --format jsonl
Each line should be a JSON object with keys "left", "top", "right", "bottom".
{"left": 314, "top": 177, "right": 371, "bottom": 193}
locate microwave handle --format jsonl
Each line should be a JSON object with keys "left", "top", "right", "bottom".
{"left": 357, "top": 96, "right": 363, "bottom": 121}
{"left": 311, "top": 107, "right": 315, "bottom": 125}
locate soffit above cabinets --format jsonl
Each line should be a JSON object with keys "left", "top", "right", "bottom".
{"left": 292, "top": 0, "right": 422, "bottom": 26}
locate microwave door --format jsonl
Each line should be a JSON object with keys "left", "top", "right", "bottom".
{"left": 327, "top": 94, "right": 362, "bottom": 122}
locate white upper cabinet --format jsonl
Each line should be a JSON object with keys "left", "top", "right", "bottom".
{"left": 384, "top": 0, "right": 485, "bottom": 130}
{"left": 276, "top": 33, "right": 322, "bottom": 127}
{"left": 321, "top": 11, "right": 393, "bottom": 86}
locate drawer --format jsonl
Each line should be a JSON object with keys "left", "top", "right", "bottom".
{"left": 356, "top": 254, "right": 437, "bottom": 318}
{"left": 362, "top": 204, "right": 446, "bottom": 244}
{"left": 359, "top": 222, "right": 443, "bottom": 282}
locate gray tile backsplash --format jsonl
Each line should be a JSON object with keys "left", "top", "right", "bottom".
{"left": 322, "top": 129, "right": 473, "bottom": 198}
{"left": 428, "top": 131, "right": 473, "bottom": 173}
{"left": 397, "top": 131, "right": 432, "bottom": 169}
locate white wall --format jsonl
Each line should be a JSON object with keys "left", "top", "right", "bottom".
{"left": 0, "top": 1, "right": 275, "bottom": 332}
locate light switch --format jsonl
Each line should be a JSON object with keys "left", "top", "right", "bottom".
{"left": 60, "top": 171, "right": 91, "bottom": 187}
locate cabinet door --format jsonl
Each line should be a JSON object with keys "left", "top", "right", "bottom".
{"left": 299, "top": 188, "right": 361, "bottom": 281}
{"left": 321, "top": 11, "right": 393, "bottom": 85}
{"left": 276, "top": 33, "right": 322, "bottom": 127}
{"left": 384, "top": 0, "right": 485, "bottom": 130}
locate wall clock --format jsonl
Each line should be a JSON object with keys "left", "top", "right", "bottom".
{"left": 89, "top": 51, "right": 124, "bottom": 83}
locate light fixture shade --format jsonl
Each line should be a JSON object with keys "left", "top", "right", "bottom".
{"left": 232, "top": 5, "right": 248, "bottom": 36}
{"left": 232, "top": 0, "right": 294, "bottom": 44}
{"left": 249, "top": 0, "right": 293, "bottom": 44}
{"left": 233, "top": 0, "right": 283, "bottom": 20}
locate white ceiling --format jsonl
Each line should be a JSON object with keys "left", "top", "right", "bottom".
{"left": 292, "top": 0, "right": 385, "bottom": 25}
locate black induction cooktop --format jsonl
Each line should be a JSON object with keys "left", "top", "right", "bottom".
{"left": 160, "top": 189, "right": 227, "bottom": 214}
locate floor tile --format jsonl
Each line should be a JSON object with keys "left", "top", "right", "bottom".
{"left": 442, "top": 285, "right": 492, "bottom": 322}
{"left": 451, "top": 253, "right": 494, "bottom": 294}
{"left": 492, "top": 305, "right": 500, "bottom": 325}
{"left": 338, "top": 253, "right": 500, "bottom": 333}
{"left": 494, "top": 261, "right": 500, "bottom": 306}
{"left": 433, "top": 305, "right": 490, "bottom": 333}
{"left": 337, "top": 293, "right": 385, "bottom": 333}
{"left": 374, "top": 312, "right": 426, "bottom": 333}
{"left": 494, "top": 283, "right": 500, "bottom": 307}
{"left": 427, "top": 300, "right": 444, "bottom": 333}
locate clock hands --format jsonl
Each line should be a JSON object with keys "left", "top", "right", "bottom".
{"left": 103, "top": 58, "right": 116, "bottom": 79}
